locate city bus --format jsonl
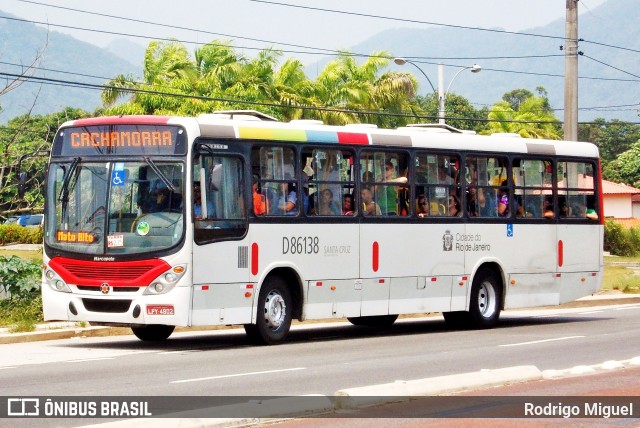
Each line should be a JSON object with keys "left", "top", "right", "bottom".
{"left": 41, "top": 111, "right": 604, "bottom": 344}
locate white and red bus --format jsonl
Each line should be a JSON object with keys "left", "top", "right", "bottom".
{"left": 41, "top": 111, "right": 603, "bottom": 344}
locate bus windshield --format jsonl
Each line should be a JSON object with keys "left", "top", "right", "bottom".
{"left": 45, "top": 160, "right": 185, "bottom": 256}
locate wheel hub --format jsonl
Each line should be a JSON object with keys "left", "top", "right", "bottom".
{"left": 478, "top": 281, "right": 497, "bottom": 318}
{"left": 264, "top": 290, "right": 286, "bottom": 330}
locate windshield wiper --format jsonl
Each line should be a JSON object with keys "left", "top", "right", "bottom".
{"left": 144, "top": 157, "right": 175, "bottom": 192}
{"left": 58, "top": 157, "right": 81, "bottom": 227}
{"left": 58, "top": 157, "right": 81, "bottom": 203}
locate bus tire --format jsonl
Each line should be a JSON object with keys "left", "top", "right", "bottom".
{"left": 247, "top": 276, "right": 292, "bottom": 345}
{"left": 468, "top": 268, "right": 502, "bottom": 328}
{"left": 131, "top": 324, "right": 175, "bottom": 341}
{"left": 347, "top": 315, "right": 398, "bottom": 327}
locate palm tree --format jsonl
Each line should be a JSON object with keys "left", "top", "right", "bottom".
{"left": 486, "top": 94, "right": 562, "bottom": 139}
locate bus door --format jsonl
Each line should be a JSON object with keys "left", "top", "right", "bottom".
{"left": 555, "top": 161, "right": 601, "bottom": 302}
{"left": 191, "top": 142, "right": 252, "bottom": 325}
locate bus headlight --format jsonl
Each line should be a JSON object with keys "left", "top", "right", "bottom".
{"left": 44, "top": 269, "right": 71, "bottom": 293}
{"left": 143, "top": 264, "right": 187, "bottom": 295}
{"left": 50, "top": 279, "right": 71, "bottom": 293}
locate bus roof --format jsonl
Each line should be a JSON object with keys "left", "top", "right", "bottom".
{"left": 60, "top": 112, "right": 600, "bottom": 159}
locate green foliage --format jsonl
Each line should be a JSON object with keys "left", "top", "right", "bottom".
{"left": 602, "top": 139, "right": 640, "bottom": 187}
{"left": 0, "top": 107, "right": 90, "bottom": 215}
{"left": 578, "top": 119, "right": 640, "bottom": 164}
{"left": 0, "top": 255, "right": 41, "bottom": 299}
{"left": 0, "top": 295, "right": 43, "bottom": 330}
{"left": 604, "top": 219, "right": 640, "bottom": 257}
{"left": 484, "top": 88, "right": 562, "bottom": 139}
{"left": 0, "top": 225, "right": 43, "bottom": 245}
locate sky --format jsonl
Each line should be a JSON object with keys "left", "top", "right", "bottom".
{"left": 1, "top": 0, "right": 608, "bottom": 63}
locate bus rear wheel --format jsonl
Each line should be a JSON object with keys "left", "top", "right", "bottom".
{"left": 131, "top": 324, "right": 175, "bottom": 341}
{"left": 443, "top": 268, "right": 502, "bottom": 329}
{"left": 347, "top": 315, "right": 398, "bottom": 327}
{"left": 245, "top": 276, "right": 292, "bottom": 345}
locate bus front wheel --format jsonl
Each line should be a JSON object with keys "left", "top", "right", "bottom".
{"left": 468, "top": 268, "right": 502, "bottom": 328}
{"left": 245, "top": 276, "right": 292, "bottom": 345}
{"left": 131, "top": 324, "right": 175, "bottom": 341}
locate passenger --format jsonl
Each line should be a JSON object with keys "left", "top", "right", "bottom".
{"left": 317, "top": 188, "right": 340, "bottom": 215}
{"left": 417, "top": 194, "right": 429, "bottom": 218}
{"left": 380, "top": 162, "right": 398, "bottom": 215}
{"left": 543, "top": 198, "right": 554, "bottom": 219}
{"left": 277, "top": 181, "right": 297, "bottom": 215}
{"left": 586, "top": 208, "right": 599, "bottom": 221}
{"left": 252, "top": 175, "right": 267, "bottom": 216}
{"left": 448, "top": 194, "right": 462, "bottom": 217}
{"left": 193, "top": 183, "right": 214, "bottom": 219}
{"left": 343, "top": 194, "right": 355, "bottom": 216}
{"left": 361, "top": 188, "right": 381, "bottom": 216}
{"left": 498, "top": 180, "right": 509, "bottom": 217}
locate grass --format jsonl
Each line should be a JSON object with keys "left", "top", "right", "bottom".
{"left": 602, "top": 264, "right": 640, "bottom": 294}
{"left": 0, "top": 295, "right": 43, "bottom": 331}
{"left": 0, "top": 248, "right": 42, "bottom": 263}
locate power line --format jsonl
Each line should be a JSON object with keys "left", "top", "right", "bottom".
{"left": 247, "top": 0, "right": 568, "bottom": 41}
{"left": 581, "top": 54, "right": 640, "bottom": 80}
{"left": 0, "top": 13, "right": 570, "bottom": 64}
{"left": 5, "top": 70, "right": 639, "bottom": 125}
{"left": 3, "top": 9, "right": 640, "bottom": 86}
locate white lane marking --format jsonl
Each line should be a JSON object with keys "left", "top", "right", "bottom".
{"left": 0, "top": 367, "right": 16, "bottom": 370}
{"left": 614, "top": 306, "right": 640, "bottom": 311}
{"left": 499, "top": 336, "right": 585, "bottom": 347}
{"left": 576, "top": 310, "right": 604, "bottom": 315}
{"left": 66, "top": 357, "right": 114, "bottom": 363}
{"left": 171, "top": 367, "right": 305, "bottom": 384}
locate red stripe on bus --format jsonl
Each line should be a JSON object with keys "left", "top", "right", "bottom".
{"left": 597, "top": 159, "right": 605, "bottom": 225}
{"left": 372, "top": 241, "right": 379, "bottom": 272}
{"left": 251, "top": 243, "right": 259, "bottom": 276}
{"left": 337, "top": 132, "right": 369, "bottom": 145}
{"left": 71, "top": 116, "right": 171, "bottom": 126}
{"left": 558, "top": 240, "right": 564, "bottom": 267}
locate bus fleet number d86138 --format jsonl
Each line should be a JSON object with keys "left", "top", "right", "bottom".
{"left": 282, "top": 236, "right": 319, "bottom": 255}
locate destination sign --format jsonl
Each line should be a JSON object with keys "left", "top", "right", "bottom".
{"left": 52, "top": 125, "right": 187, "bottom": 156}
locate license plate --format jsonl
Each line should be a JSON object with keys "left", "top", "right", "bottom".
{"left": 146, "top": 305, "right": 174, "bottom": 315}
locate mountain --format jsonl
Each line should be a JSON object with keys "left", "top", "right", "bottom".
{"left": 106, "top": 38, "right": 147, "bottom": 65}
{"left": 0, "top": 12, "right": 142, "bottom": 123}
{"left": 1, "top": 0, "right": 638, "bottom": 123}
{"left": 343, "top": 0, "right": 640, "bottom": 122}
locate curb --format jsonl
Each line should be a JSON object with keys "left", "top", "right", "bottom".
{"left": 79, "top": 366, "right": 540, "bottom": 428}
{"left": 333, "top": 365, "right": 542, "bottom": 409}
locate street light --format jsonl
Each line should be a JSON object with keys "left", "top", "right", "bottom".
{"left": 393, "top": 57, "right": 436, "bottom": 93}
{"left": 394, "top": 57, "right": 481, "bottom": 124}
{"left": 439, "top": 63, "right": 481, "bottom": 125}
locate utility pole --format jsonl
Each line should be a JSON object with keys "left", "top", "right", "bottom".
{"left": 564, "top": 0, "right": 579, "bottom": 141}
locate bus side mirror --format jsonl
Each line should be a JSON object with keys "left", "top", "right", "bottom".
{"left": 17, "top": 172, "right": 27, "bottom": 199}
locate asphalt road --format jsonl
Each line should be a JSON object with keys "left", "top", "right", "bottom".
{"left": 0, "top": 300, "right": 639, "bottom": 428}
{"left": 1, "top": 301, "right": 639, "bottom": 399}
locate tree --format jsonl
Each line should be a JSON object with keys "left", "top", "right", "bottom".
{"left": 578, "top": 119, "right": 640, "bottom": 163}
{"left": 485, "top": 88, "right": 562, "bottom": 139}
{"left": 415, "top": 92, "right": 489, "bottom": 133}
{"left": 0, "top": 108, "right": 89, "bottom": 216}
{"left": 603, "top": 141, "right": 640, "bottom": 187}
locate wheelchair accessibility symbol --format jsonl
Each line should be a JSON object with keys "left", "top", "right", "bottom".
{"left": 506, "top": 223, "right": 513, "bottom": 237}
{"left": 111, "top": 170, "right": 125, "bottom": 186}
